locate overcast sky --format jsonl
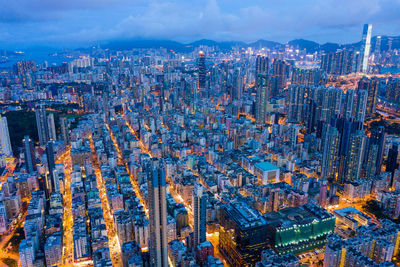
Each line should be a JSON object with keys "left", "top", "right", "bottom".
{"left": 1, "top": 0, "right": 399, "bottom": 49}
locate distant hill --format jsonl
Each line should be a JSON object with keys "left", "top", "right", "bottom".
{"left": 248, "top": 39, "right": 283, "bottom": 49}
{"left": 320, "top": 43, "right": 341, "bottom": 53}
{"left": 102, "top": 35, "right": 400, "bottom": 53}
{"left": 288, "top": 39, "right": 320, "bottom": 53}
{"left": 187, "top": 39, "right": 247, "bottom": 50}
{"left": 105, "top": 39, "right": 189, "bottom": 52}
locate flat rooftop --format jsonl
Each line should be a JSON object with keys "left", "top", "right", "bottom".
{"left": 264, "top": 204, "right": 334, "bottom": 229}
{"left": 255, "top": 161, "right": 279, "bottom": 172}
{"left": 223, "top": 201, "right": 267, "bottom": 230}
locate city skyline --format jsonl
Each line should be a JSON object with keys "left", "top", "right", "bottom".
{"left": 0, "top": 0, "right": 400, "bottom": 48}
{"left": 0, "top": 3, "right": 398, "bottom": 266}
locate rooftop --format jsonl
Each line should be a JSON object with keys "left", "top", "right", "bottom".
{"left": 255, "top": 161, "right": 279, "bottom": 172}
{"left": 223, "top": 201, "right": 267, "bottom": 230}
{"left": 264, "top": 204, "right": 334, "bottom": 229}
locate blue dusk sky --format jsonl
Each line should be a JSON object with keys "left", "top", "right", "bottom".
{"left": 0, "top": 0, "right": 399, "bottom": 48}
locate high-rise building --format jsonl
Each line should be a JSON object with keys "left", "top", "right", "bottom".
{"left": 35, "top": 105, "right": 50, "bottom": 146}
{"left": 0, "top": 115, "right": 12, "bottom": 157}
{"left": 47, "top": 113, "right": 56, "bottom": 141}
{"left": 103, "top": 86, "right": 110, "bottom": 121}
{"left": 291, "top": 67, "right": 325, "bottom": 86}
{"left": 369, "top": 126, "right": 386, "bottom": 175}
{"left": 193, "top": 182, "right": 207, "bottom": 248}
{"left": 198, "top": 51, "right": 206, "bottom": 90}
{"left": 265, "top": 204, "right": 335, "bottom": 256}
{"left": 287, "top": 85, "right": 309, "bottom": 123}
{"left": 319, "top": 179, "right": 328, "bottom": 207}
{"left": 321, "top": 50, "right": 354, "bottom": 75}
{"left": 256, "top": 56, "right": 269, "bottom": 77}
{"left": 272, "top": 59, "right": 287, "bottom": 91}
{"left": 19, "top": 239, "right": 35, "bottom": 267}
{"left": 44, "top": 234, "right": 62, "bottom": 267}
{"left": 23, "top": 135, "right": 36, "bottom": 173}
{"left": 255, "top": 74, "right": 270, "bottom": 125}
{"left": 114, "top": 210, "right": 134, "bottom": 244}
{"left": 0, "top": 202, "right": 8, "bottom": 234}
{"left": 353, "top": 89, "right": 368, "bottom": 122}
{"left": 60, "top": 116, "right": 70, "bottom": 144}
{"left": 321, "top": 126, "right": 339, "bottom": 179}
{"left": 232, "top": 68, "right": 243, "bottom": 100}
{"left": 386, "top": 144, "right": 399, "bottom": 176}
{"left": 360, "top": 24, "right": 372, "bottom": 73}
{"left": 219, "top": 201, "right": 268, "bottom": 265}
{"left": 148, "top": 158, "right": 168, "bottom": 267}
{"left": 330, "top": 118, "right": 363, "bottom": 181}
{"left": 358, "top": 77, "right": 379, "bottom": 115}
{"left": 46, "top": 141, "right": 56, "bottom": 194}
{"left": 385, "top": 78, "right": 400, "bottom": 104}
{"left": 343, "top": 130, "right": 367, "bottom": 182}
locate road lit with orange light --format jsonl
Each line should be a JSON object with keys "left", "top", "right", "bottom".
{"left": 89, "top": 135, "right": 122, "bottom": 266}
{"left": 56, "top": 146, "right": 74, "bottom": 266}
{"left": 122, "top": 113, "right": 226, "bottom": 264}
{"left": 107, "top": 123, "right": 149, "bottom": 216}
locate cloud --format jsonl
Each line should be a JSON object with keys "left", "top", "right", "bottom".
{"left": 0, "top": 0, "right": 399, "bottom": 48}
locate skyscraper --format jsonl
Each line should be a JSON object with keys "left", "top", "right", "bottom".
{"left": 287, "top": 85, "right": 309, "bottom": 123}
{"left": 0, "top": 202, "right": 8, "bottom": 234}
{"left": 369, "top": 126, "right": 386, "bottom": 175}
{"left": 360, "top": 24, "right": 372, "bottom": 73}
{"left": 385, "top": 77, "right": 400, "bottom": 104}
{"left": 219, "top": 201, "right": 268, "bottom": 265}
{"left": 255, "top": 74, "right": 270, "bottom": 125}
{"left": 343, "top": 130, "right": 367, "bottom": 182}
{"left": 321, "top": 50, "right": 354, "bottom": 75}
{"left": 386, "top": 144, "right": 399, "bottom": 177}
{"left": 358, "top": 77, "right": 379, "bottom": 116}
{"left": 103, "top": 86, "right": 110, "bottom": 121}
{"left": 148, "top": 158, "right": 168, "bottom": 267}
{"left": 60, "top": 116, "right": 70, "bottom": 144}
{"left": 0, "top": 115, "right": 12, "bottom": 157}
{"left": 255, "top": 56, "right": 269, "bottom": 77}
{"left": 19, "top": 239, "right": 35, "bottom": 267}
{"left": 44, "top": 234, "right": 62, "bottom": 267}
{"left": 47, "top": 113, "right": 56, "bottom": 141}
{"left": 46, "top": 141, "right": 56, "bottom": 194}
{"left": 35, "top": 105, "right": 50, "bottom": 146}
{"left": 318, "top": 179, "right": 328, "bottom": 207}
{"left": 321, "top": 126, "right": 339, "bottom": 179}
{"left": 198, "top": 51, "right": 206, "bottom": 90}
{"left": 23, "top": 135, "right": 36, "bottom": 173}
{"left": 232, "top": 68, "right": 243, "bottom": 100}
{"left": 272, "top": 59, "right": 287, "bottom": 91}
{"left": 193, "top": 182, "right": 207, "bottom": 248}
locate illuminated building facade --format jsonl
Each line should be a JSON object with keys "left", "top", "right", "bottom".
{"left": 265, "top": 204, "right": 335, "bottom": 255}
{"left": 219, "top": 201, "right": 269, "bottom": 265}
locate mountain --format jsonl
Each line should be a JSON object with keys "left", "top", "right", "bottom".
{"left": 104, "top": 39, "right": 188, "bottom": 52}
{"left": 288, "top": 39, "right": 320, "bottom": 53}
{"left": 101, "top": 35, "right": 400, "bottom": 53}
{"left": 187, "top": 39, "right": 247, "bottom": 50}
{"left": 320, "top": 42, "right": 341, "bottom": 53}
{"left": 248, "top": 39, "right": 283, "bottom": 49}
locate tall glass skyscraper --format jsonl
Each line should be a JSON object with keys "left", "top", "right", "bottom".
{"left": 23, "top": 135, "right": 36, "bottom": 173}
{"left": 148, "top": 158, "right": 168, "bottom": 267}
{"left": 0, "top": 115, "right": 12, "bottom": 157}
{"left": 35, "top": 105, "right": 50, "bottom": 147}
{"left": 255, "top": 74, "right": 270, "bottom": 125}
{"left": 360, "top": 24, "right": 372, "bottom": 73}
{"left": 198, "top": 51, "right": 206, "bottom": 90}
{"left": 193, "top": 182, "right": 207, "bottom": 248}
